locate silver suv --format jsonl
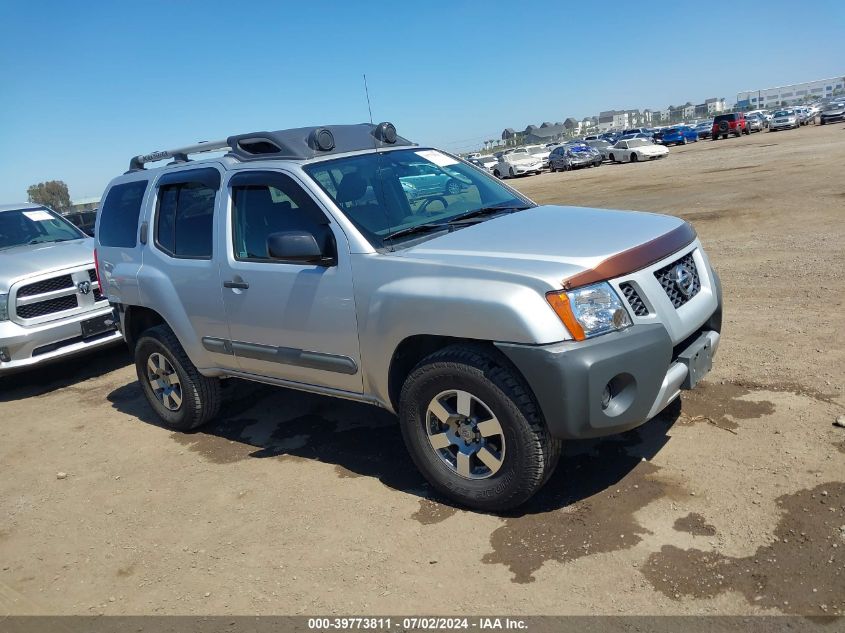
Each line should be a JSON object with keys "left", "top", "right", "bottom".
{"left": 0, "top": 203, "right": 121, "bottom": 375}
{"left": 96, "top": 123, "right": 723, "bottom": 511}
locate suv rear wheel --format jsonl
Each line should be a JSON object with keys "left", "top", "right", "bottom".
{"left": 398, "top": 345, "right": 560, "bottom": 511}
{"left": 135, "top": 324, "right": 221, "bottom": 431}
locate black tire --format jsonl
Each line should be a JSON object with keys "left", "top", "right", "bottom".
{"left": 630, "top": 152, "right": 638, "bottom": 162}
{"left": 711, "top": 134, "right": 718, "bottom": 141}
{"left": 609, "top": 153, "right": 616, "bottom": 162}
{"left": 493, "top": 170, "right": 501, "bottom": 179}
{"left": 681, "top": 136, "right": 688, "bottom": 145}
{"left": 134, "top": 324, "right": 221, "bottom": 431}
{"left": 509, "top": 167, "right": 515, "bottom": 178}
{"left": 398, "top": 345, "right": 561, "bottom": 511}
{"left": 445, "top": 179, "right": 462, "bottom": 195}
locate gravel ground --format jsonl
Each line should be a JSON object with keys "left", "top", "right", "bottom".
{"left": 1, "top": 123, "right": 843, "bottom": 616}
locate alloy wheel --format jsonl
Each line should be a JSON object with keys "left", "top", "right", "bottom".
{"left": 425, "top": 389, "right": 506, "bottom": 480}
{"left": 146, "top": 352, "right": 183, "bottom": 411}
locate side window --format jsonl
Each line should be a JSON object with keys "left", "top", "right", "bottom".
{"left": 154, "top": 169, "right": 219, "bottom": 259}
{"left": 98, "top": 180, "right": 148, "bottom": 247}
{"left": 231, "top": 172, "right": 332, "bottom": 262}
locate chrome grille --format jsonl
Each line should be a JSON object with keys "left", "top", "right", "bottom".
{"left": 17, "top": 295, "right": 79, "bottom": 319}
{"left": 11, "top": 266, "right": 103, "bottom": 325}
{"left": 654, "top": 252, "right": 701, "bottom": 308}
{"left": 17, "top": 274, "right": 74, "bottom": 298}
{"left": 619, "top": 282, "right": 649, "bottom": 316}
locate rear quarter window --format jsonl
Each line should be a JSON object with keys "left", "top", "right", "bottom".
{"left": 98, "top": 180, "right": 149, "bottom": 247}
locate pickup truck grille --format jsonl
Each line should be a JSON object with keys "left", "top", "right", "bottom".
{"left": 17, "top": 274, "right": 75, "bottom": 298}
{"left": 619, "top": 282, "right": 649, "bottom": 316}
{"left": 17, "top": 295, "right": 79, "bottom": 319}
{"left": 654, "top": 252, "right": 700, "bottom": 308}
{"left": 10, "top": 267, "right": 106, "bottom": 325}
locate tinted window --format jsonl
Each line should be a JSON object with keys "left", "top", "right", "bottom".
{"left": 154, "top": 180, "right": 216, "bottom": 259}
{"left": 98, "top": 180, "right": 148, "bottom": 247}
{"left": 231, "top": 173, "right": 331, "bottom": 261}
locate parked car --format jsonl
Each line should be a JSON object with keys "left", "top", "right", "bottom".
{"left": 585, "top": 139, "right": 613, "bottom": 160}
{"left": 744, "top": 113, "right": 766, "bottom": 133}
{"left": 397, "top": 162, "right": 470, "bottom": 199}
{"left": 0, "top": 203, "right": 122, "bottom": 375}
{"left": 794, "top": 106, "right": 814, "bottom": 126}
{"left": 468, "top": 156, "right": 498, "bottom": 172}
{"left": 493, "top": 151, "right": 543, "bottom": 178}
{"left": 654, "top": 126, "right": 698, "bottom": 146}
{"left": 548, "top": 144, "right": 602, "bottom": 171}
{"left": 711, "top": 113, "right": 749, "bottom": 139}
{"left": 522, "top": 144, "right": 552, "bottom": 169}
{"left": 618, "top": 133, "right": 653, "bottom": 143}
{"left": 61, "top": 209, "right": 98, "bottom": 236}
{"left": 819, "top": 101, "right": 845, "bottom": 125}
{"left": 769, "top": 109, "right": 800, "bottom": 131}
{"left": 692, "top": 121, "right": 713, "bottom": 139}
{"left": 95, "top": 122, "right": 722, "bottom": 511}
{"left": 608, "top": 138, "right": 669, "bottom": 163}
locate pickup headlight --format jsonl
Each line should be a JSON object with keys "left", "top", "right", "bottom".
{"left": 0, "top": 294, "right": 8, "bottom": 321}
{"left": 546, "top": 282, "right": 632, "bottom": 341}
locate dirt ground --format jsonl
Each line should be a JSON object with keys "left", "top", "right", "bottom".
{"left": 1, "top": 124, "right": 843, "bottom": 617}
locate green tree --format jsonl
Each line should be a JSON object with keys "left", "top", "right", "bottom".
{"left": 26, "top": 180, "right": 71, "bottom": 212}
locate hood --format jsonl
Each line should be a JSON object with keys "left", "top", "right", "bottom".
{"left": 0, "top": 238, "right": 94, "bottom": 291}
{"left": 399, "top": 205, "right": 689, "bottom": 287}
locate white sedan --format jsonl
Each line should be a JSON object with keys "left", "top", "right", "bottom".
{"left": 607, "top": 138, "right": 668, "bottom": 163}
{"left": 493, "top": 152, "right": 543, "bottom": 178}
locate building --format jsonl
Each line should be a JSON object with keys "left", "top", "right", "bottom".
{"left": 522, "top": 123, "right": 568, "bottom": 144}
{"left": 736, "top": 76, "right": 845, "bottom": 109}
{"left": 597, "top": 110, "right": 629, "bottom": 131}
{"left": 704, "top": 97, "right": 726, "bottom": 114}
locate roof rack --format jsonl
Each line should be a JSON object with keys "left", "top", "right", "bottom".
{"left": 127, "top": 122, "right": 414, "bottom": 172}
{"left": 128, "top": 140, "right": 229, "bottom": 171}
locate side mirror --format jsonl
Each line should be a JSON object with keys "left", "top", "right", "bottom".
{"left": 267, "top": 231, "right": 332, "bottom": 266}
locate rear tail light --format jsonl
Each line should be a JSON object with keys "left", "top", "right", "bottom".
{"left": 93, "top": 248, "right": 101, "bottom": 286}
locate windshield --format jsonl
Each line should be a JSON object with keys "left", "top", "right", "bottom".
{"left": 0, "top": 207, "right": 85, "bottom": 250}
{"left": 773, "top": 110, "right": 793, "bottom": 117}
{"left": 303, "top": 148, "right": 532, "bottom": 248}
{"left": 628, "top": 139, "right": 648, "bottom": 147}
{"left": 523, "top": 145, "right": 543, "bottom": 154}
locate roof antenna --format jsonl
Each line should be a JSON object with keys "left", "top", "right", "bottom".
{"left": 363, "top": 73, "right": 374, "bottom": 125}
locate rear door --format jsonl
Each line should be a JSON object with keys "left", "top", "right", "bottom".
{"left": 140, "top": 166, "right": 236, "bottom": 371}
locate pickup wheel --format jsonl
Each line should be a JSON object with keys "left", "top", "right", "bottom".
{"left": 134, "top": 325, "right": 221, "bottom": 431}
{"left": 398, "top": 345, "right": 560, "bottom": 511}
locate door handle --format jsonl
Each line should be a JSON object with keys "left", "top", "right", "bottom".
{"left": 223, "top": 280, "right": 249, "bottom": 290}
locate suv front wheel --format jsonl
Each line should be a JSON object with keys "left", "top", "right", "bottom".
{"left": 398, "top": 345, "right": 561, "bottom": 511}
{"left": 135, "top": 324, "right": 221, "bottom": 431}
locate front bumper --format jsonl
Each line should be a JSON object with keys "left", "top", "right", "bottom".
{"left": 0, "top": 306, "right": 122, "bottom": 375}
{"left": 821, "top": 113, "right": 844, "bottom": 123}
{"left": 497, "top": 322, "right": 720, "bottom": 439}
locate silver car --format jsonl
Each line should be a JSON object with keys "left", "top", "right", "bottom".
{"left": 97, "top": 122, "right": 722, "bottom": 511}
{"left": 0, "top": 203, "right": 121, "bottom": 375}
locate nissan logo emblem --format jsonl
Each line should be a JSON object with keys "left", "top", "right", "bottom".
{"left": 671, "top": 264, "right": 695, "bottom": 298}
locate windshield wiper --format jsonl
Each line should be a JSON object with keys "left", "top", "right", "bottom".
{"left": 382, "top": 222, "right": 451, "bottom": 242}
{"left": 446, "top": 204, "right": 533, "bottom": 224}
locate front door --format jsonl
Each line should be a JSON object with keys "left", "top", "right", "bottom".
{"left": 217, "top": 170, "right": 362, "bottom": 394}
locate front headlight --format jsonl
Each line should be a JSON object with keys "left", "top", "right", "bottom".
{"left": 546, "top": 282, "right": 632, "bottom": 340}
{"left": 0, "top": 294, "right": 8, "bottom": 321}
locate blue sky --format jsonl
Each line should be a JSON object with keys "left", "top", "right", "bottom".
{"left": 1, "top": 0, "right": 843, "bottom": 202}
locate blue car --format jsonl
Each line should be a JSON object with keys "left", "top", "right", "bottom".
{"left": 654, "top": 125, "right": 698, "bottom": 146}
